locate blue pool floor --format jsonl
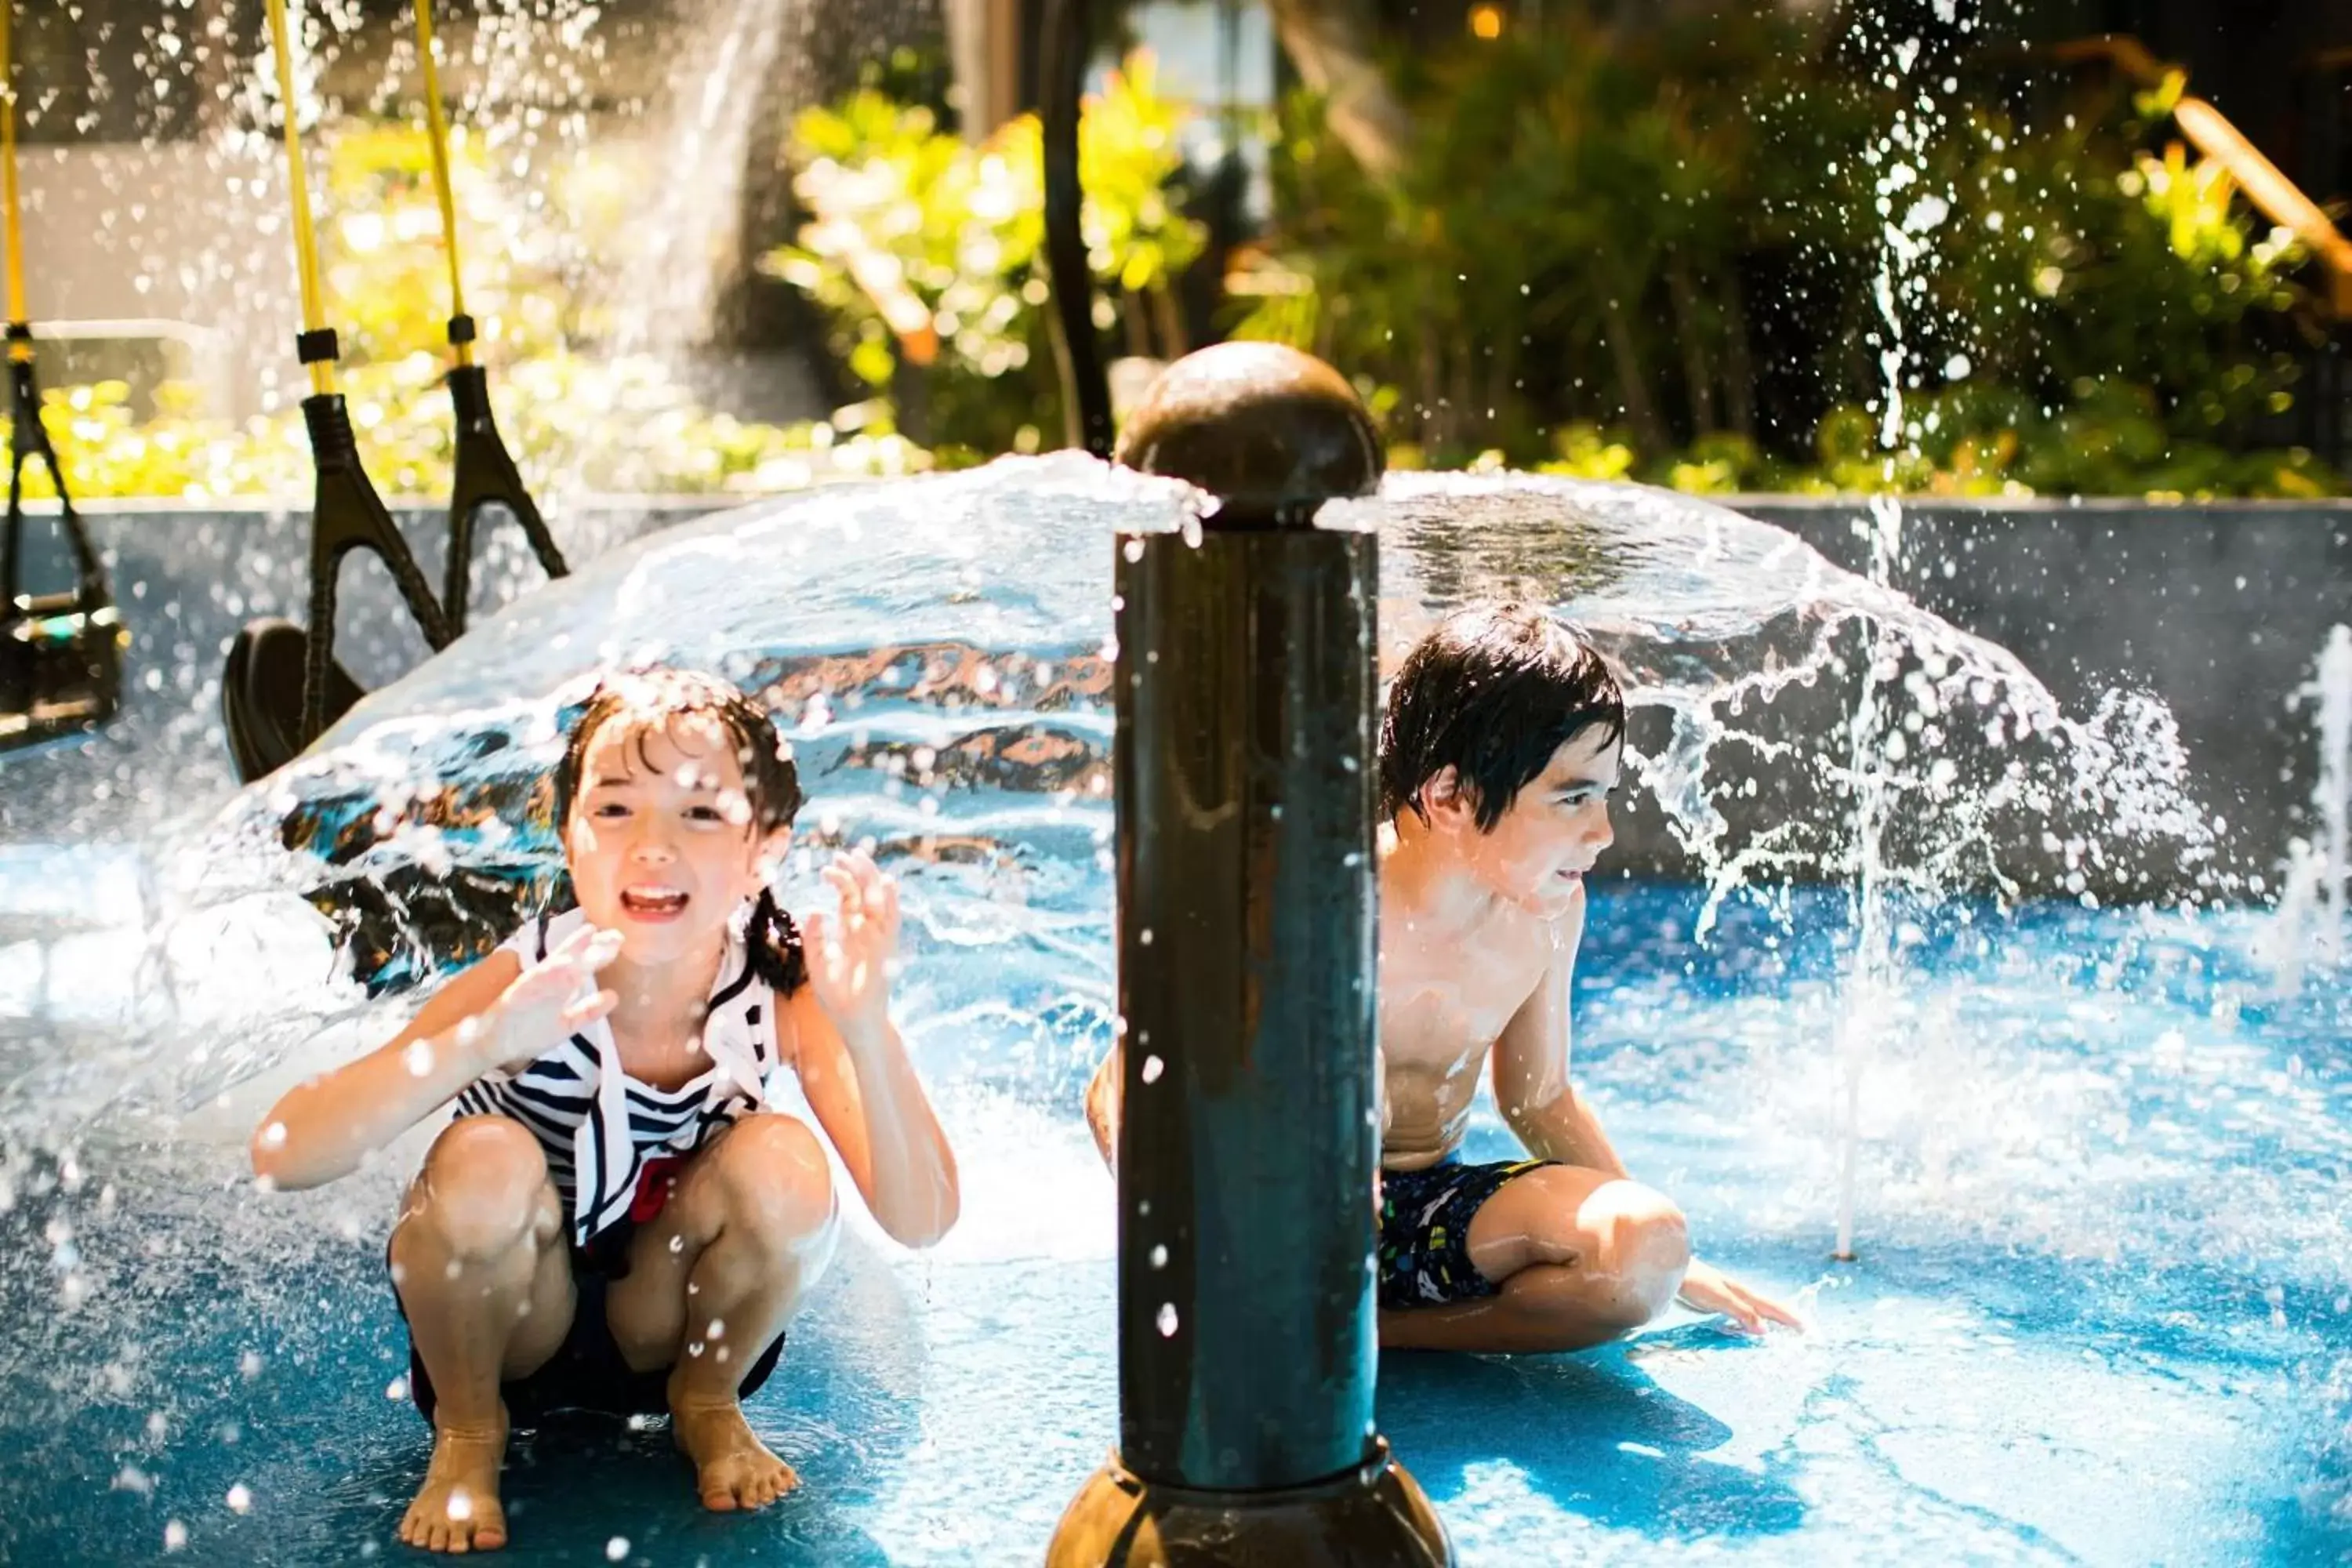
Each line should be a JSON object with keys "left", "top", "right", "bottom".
{"left": 2, "top": 884, "right": 2349, "bottom": 1565}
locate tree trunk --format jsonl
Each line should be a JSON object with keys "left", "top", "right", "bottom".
{"left": 1665, "top": 252, "right": 1719, "bottom": 437}
{"left": 1600, "top": 289, "right": 1668, "bottom": 456}
{"left": 1722, "top": 265, "right": 1757, "bottom": 441}
{"left": 1122, "top": 291, "right": 1153, "bottom": 359}
{"left": 1149, "top": 284, "right": 1189, "bottom": 359}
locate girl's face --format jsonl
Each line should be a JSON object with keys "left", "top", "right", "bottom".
{"left": 562, "top": 710, "right": 784, "bottom": 967}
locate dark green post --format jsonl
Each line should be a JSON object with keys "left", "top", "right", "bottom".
{"left": 1047, "top": 343, "right": 1452, "bottom": 1566}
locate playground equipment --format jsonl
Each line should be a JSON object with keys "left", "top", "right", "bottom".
{"left": 222, "top": 0, "right": 564, "bottom": 782}
{"left": 0, "top": 0, "right": 123, "bottom": 754}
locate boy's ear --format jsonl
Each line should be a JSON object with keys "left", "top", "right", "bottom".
{"left": 1420, "top": 766, "right": 1475, "bottom": 833}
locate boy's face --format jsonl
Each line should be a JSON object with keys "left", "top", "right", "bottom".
{"left": 1425, "top": 726, "right": 1620, "bottom": 918}
{"left": 563, "top": 711, "right": 783, "bottom": 967}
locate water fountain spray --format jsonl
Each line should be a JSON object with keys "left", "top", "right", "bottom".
{"left": 0, "top": 0, "right": 123, "bottom": 755}
{"left": 1826, "top": 4, "right": 1968, "bottom": 1264}
{"left": 2309, "top": 624, "right": 2351, "bottom": 965}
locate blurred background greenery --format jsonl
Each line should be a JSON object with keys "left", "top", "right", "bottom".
{"left": 9, "top": 4, "right": 2347, "bottom": 501}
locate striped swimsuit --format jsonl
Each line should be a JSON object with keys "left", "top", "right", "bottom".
{"left": 453, "top": 906, "right": 794, "bottom": 1247}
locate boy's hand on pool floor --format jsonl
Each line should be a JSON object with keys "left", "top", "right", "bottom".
{"left": 805, "top": 849, "right": 901, "bottom": 1043}
{"left": 1675, "top": 1259, "right": 1806, "bottom": 1336}
{"left": 483, "top": 923, "right": 624, "bottom": 1072}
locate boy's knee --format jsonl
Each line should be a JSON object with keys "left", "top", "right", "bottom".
{"left": 401, "top": 1117, "right": 556, "bottom": 1263}
{"left": 1599, "top": 1183, "right": 1690, "bottom": 1322}
{"left": 711, "top": 1115, "right": 835, "bottom": 1249}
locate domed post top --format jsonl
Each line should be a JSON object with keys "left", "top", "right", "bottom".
{"left": 1115, "top": 343, "right": 1385, "bottom": 528}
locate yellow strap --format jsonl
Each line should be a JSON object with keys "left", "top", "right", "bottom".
{"left": 263, "top": 0, "right": 335, "bottom": 395}
{"left": 1, "top": 0, "right": 31, "bottom": 360}
{"left": 412, "top": 0, "right": 474, "bottom": 366}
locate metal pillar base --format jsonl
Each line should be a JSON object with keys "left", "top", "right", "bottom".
{"left": 1046, "top": 1440, "right": 1453, "bottom": 1568}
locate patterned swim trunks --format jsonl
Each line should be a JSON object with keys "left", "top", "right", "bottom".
{"left": 1377, "top": 1154, "right": 1557, "bottom": 1311}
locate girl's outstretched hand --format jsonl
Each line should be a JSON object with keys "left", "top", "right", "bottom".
{"left": 482, "top": 923, "right": 622, "bottom": 1073}
{"left": 804, "top": 848, "right": 900, "bottom": 1043}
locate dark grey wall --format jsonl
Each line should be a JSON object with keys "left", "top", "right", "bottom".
{"left": 0, "top": 503, "right": 693, "bottom": 847}
{"left": 1692, "top": 497, "right": 2352, "bottom": 902}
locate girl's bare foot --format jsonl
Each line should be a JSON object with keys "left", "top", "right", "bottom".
{"left": 669, "top": 1377, "right": 798, "bottom": 1511}
{"left": 399, "top": 1411, "right": 510, "bottom": 1553}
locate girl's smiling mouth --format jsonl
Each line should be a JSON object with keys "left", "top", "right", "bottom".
{"left": 619, "top": 885, "right": 690, "bottom": 920}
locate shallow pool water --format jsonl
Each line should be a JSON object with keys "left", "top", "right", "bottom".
{"left": 1, "top": 463, "right": 2346, "bottom": 1564}
{"left": 1, "top": 878, "right": 2347, "bottom": 1566}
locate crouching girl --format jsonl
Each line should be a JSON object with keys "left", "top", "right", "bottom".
{"left": 252, "top": 667, "right": 959, "bottom": 1553}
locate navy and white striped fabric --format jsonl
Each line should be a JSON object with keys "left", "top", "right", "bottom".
{"left": 453, "top": 906, "right": 786, "bottom": 1245}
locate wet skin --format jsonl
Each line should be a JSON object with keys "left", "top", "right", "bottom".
{"left": 1091, "top": 728, "right": 1802, "bottom": 1349}
{"left": 253, "top": 708, "right": 959, "bottom": 1552}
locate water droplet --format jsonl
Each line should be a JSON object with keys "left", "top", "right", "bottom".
{"left": 227, "top": 1483, "right": 252, "bottom": 1515}
{"left": 163, "top": 1521, "right": 187, "bottom": 1552}
{"left": 404, "top": 1040, "right": 435, "bottom": 1077}
{"left": 387, "top": 1377, "right": 409, "bottom": 1402}
{"left": 1149, "top": 1245, "right": 1167, "bottom": 1269}
{"left": 446, "top": 1489, "right": 473, "bottom": 1522}
{"left": 1156, "top": 1302, "right": 1179, "bottom": 1338}
{"left": 238, "top": 1351, "right": 262, "bottom": 1378}
{"left": 607, "top": 1537, "right": 631, "bottom": 1562}
{"left": 1141, "top": 1055, "right": 1163, "bottom": 1084}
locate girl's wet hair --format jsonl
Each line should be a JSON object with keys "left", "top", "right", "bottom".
{"left": 551, "top": 666, "right": 808, "bottom": 994}
{"left": 1379, "top": 603, "right": 1625, "bottom": 831}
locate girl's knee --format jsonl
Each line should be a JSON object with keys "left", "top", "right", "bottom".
{"left": 710, "top": 1115, "right": 835, "bottom": 1249}
{"left": 401, "top": 1117, "right": 557, "bottom": 1262}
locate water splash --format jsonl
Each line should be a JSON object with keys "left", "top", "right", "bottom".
{"left": 2313, "top": 626, "right": 2351, "bottom": 962}
{"left": 595, "top": 0, "right": 803, "bottom": 364}
{"left": 1828, "top": 1, "right": 1971, "bottom": 1260}
{"left": 13, "top": 459, "right": 2201, "bottom": 1134}
{"left": 0, "top": 459, "right": 2329, "bottom": 1564}
{"left": 2269, "top": 624, "right": 2352, "bottom": 989}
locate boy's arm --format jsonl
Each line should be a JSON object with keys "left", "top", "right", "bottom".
{"left": 1490, "top": 888, "right": 1803, "bottom": 1334}
{"left": 1488, "top": 886, "right": 1628, "bottom": 1173}
{"left": 790, "top": 853, "right": 960, "bottom": 1248}
{"left": 249, "top": 950, "right": 522, "bottom": 1192}
{"left": 1085, "top": 1043, "right": 1120, "bottom": 1171}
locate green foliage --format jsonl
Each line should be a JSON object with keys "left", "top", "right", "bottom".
{"left": 767, "top": 51, "right": 1206, "bottom": 456}
{"left": 6, "top": 360, "right": 926, "bottom": 504}
{"left": 1235, "top": 10, "right": 2340, "bottom": 497}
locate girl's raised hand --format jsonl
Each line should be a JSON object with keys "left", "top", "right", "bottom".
{"left": 803, "top": 848, "right": 900, "bottom": 1041}
{"left": 481, "top": 923, "right": 623, "bottom": 1073}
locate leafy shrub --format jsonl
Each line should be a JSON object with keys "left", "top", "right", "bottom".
{"left": 767, "top": 51, "right": 1205, "bottom": 458}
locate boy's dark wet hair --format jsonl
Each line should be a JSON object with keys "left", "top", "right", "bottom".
{"left": 1379, "top": 604, "right": 1624, "bottom": 832}
{"left": 550, "top": 666, "right": 808, "bottom": 994}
